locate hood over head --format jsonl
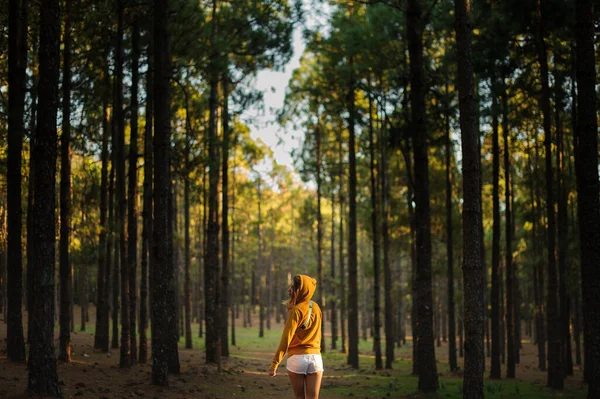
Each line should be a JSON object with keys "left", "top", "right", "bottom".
{"left": 295, "top": 275, "right": 316, "bottom": 304}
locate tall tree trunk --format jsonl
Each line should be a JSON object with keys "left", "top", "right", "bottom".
{"left": 257, "top": 179, "right": 264, "bottom": 338}
{"left": 6, "top": 0, "right": 27, "bottom": 363}
{"left": 168, "top": 182, "right": 180, "bottom": 373}
{"left": 401, "top": 140, "right": 418, "bottom": 375}
{"left": 184, "top": 176, "right": 192, "bottom": 350}
{"left": 58, "top": 0, "right": 73, "bottom": 362}
{"left": 555, "top": 70, "right": 572, "bottom": 376}
{"left": 204, "top": 0, "right": 220, "bottom": 362}
{"left": 444, "top": 81, "right": 457, "bottom": 373}
{"left": 115, "top": 0, "right": 131, "bottom": 368}
{"left": 139, "top": 23, "right": 153, "bottom": 363}
{"left": 367, "top": 90, "right": 382, "bottom": 369}
{"left": 220, "top": 75, "right": 230, "bottom": 357}
{"left": 199, "top": 156, "right": 207, "bottom": 339}
{"left": 26, "top": 35, "right": 38, "bottom": 342}
{"left": 573, "top": 295, "right": 582, "bottom": 366}
{"left": 27, "top": 0, "right": 61, "bottom": 393}
{"left": 569, "top": 49, "right": 580, "bottom": 370}
{"left": 458, "top": 275, "right": 464, "bottom": 359}
{"left": 95, "top": 58, "right": 111, "bottom": 353}
{"left": 454, "top": 0, "right": 484, "bottom": 396}
{"left": 315, "top": 120, "right": 326, "bottom": 353}
{"left": 407, "top": 0, "right": 437, "bottom": 390}
{"left": 128, "top": 17, "right": 140, "bottom": 364}
{"left": 535, "top": 0, "right": 563, "bottom": 388}
{"left": 152, "top": 0, "right": 174, "bottom": 384}
{"left": 381, "top": 116, "right": 394, "bottom": 369}
{"left": 490, "top": 86, "right": 501, "bottom": 379}
{"left": 347, "top": 56, "right": 359, "bottom": 369}
{"left": 503, "top": 85, "right": 515, "bottom": 379}
{"left": 231, "top": 169, "right": 236, "bottom": 346}
{"left": 110, "top": 138, "right": 119, "bottom": 350}
{"left": 574, "top": 0, "right": 600, "bottom": 396}
{"left": 338, "top": 137, "right": 346, "bottom": 354}
{"left": 330, "top": 189, "right": 338, "bottom": 351}
{"left": 533, "top": 133, "right": 546, "bottom": 370}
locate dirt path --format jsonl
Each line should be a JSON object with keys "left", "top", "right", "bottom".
{"left": 0, "top": 307, "right": 588, "bottom": 398}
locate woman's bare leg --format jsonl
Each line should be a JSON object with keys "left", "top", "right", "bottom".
{"left": 305, "top": 371, "right": 323, "bottom": 399}
{"left": 287, "top": 370, "right": 306, "bottom": 399}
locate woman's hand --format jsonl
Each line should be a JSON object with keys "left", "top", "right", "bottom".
{"left": 268, "top": 368, "right": 276, "bottom": 377}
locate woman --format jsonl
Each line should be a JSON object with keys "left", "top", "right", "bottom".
{"left": 268, "top": 275, "right": 323, "bottom": 399}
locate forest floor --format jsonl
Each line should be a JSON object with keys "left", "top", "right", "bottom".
{"left": 0, "top": 306, "right": 588, "bottom": 398}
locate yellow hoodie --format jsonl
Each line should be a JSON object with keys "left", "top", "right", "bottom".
{"left": 269, "top": 275, "right": 322, "bottom": 371}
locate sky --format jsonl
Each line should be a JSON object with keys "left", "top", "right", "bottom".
{"left": 244, "top": 27, "right": 306, "bottom": 176}
{"left": 242, "top": 0, "right": 331, "bottom": 182}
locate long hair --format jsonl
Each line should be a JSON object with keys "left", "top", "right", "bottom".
{"left": 286, "top": 275, "right": 302, "bottom": 309}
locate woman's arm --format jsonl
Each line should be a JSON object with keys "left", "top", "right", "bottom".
{"left": 269, "top": 308, "right": 300, "bottom": 371}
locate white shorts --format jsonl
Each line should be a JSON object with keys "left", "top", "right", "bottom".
{"left": 286, "top": 354, "right": 324, "bottom": 375}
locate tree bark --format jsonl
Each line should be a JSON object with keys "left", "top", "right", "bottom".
{"left": 27, "top": 0, "right": 62, "bottom": 393}
{"left": 407, "top": 0, "right": 437, "bottom": 390}
{"left": 533, "top": 132, "right": 546, "bottom": 370}
{"left": 204, "top": 0, "right": 220, "bottom": 362}
{"left": 168, "top": 182, "right": 180, "bottom": 373}
{"left": 128, "top": 17, "right": 140, "bottom": 364}
{"left": 535, "top": 0, "right": 563, "bottom": 388}
{"left": 59, "top": 0, "right": 73, "bottom": 354}
{"left": 555, "top": 70, "right": 572, "bottom": 376}
{"left": 503, "top": 85, "right": 515, "bottom": 379}
{"left": 139, "top": 20, "right": 153, "bottom": 363}
{"left": 490, "top": 84, "right": 501, "bottom": 379}
{"left": 114, "top": 0, "right": 131, "bottom": 368}
{"left": 454, "top": 0, "right": 484, "bottom": 396}
{"left": 6, "top": 0, "right": 27, "bottom": 363}
{"left": 152, "top": 0, "right": 173, "bottom": 384}
{"left": 338, "top": 137, "right": 346, "bottom": 354}
{"left": 220, "top": 75, "right": 230, "bottom": 357}
{"left": 26, "top": 35, "right": 38, "bottom": 343}
{"left": 367, "top": 90, "right": 382, "bottom": 370}
{"left": 330, "top": 189, "right": 338, "bottom": 351}
{"left": 315, "top": 120, "right": 326, "bottom": 353}
{"left": 110, "top": 136, "right": 119, "bottom": 350}
{"left": 346, "top": 55, "right": 359, "bottom": 369}
{"left": 445, "top": 82, "right": 457, "bottom": 372}
{"left": 574, "top": 0, "right": 600, "bottom": 396}
{"left": 94, "top": 57, "right": 111, "bottom": 353}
